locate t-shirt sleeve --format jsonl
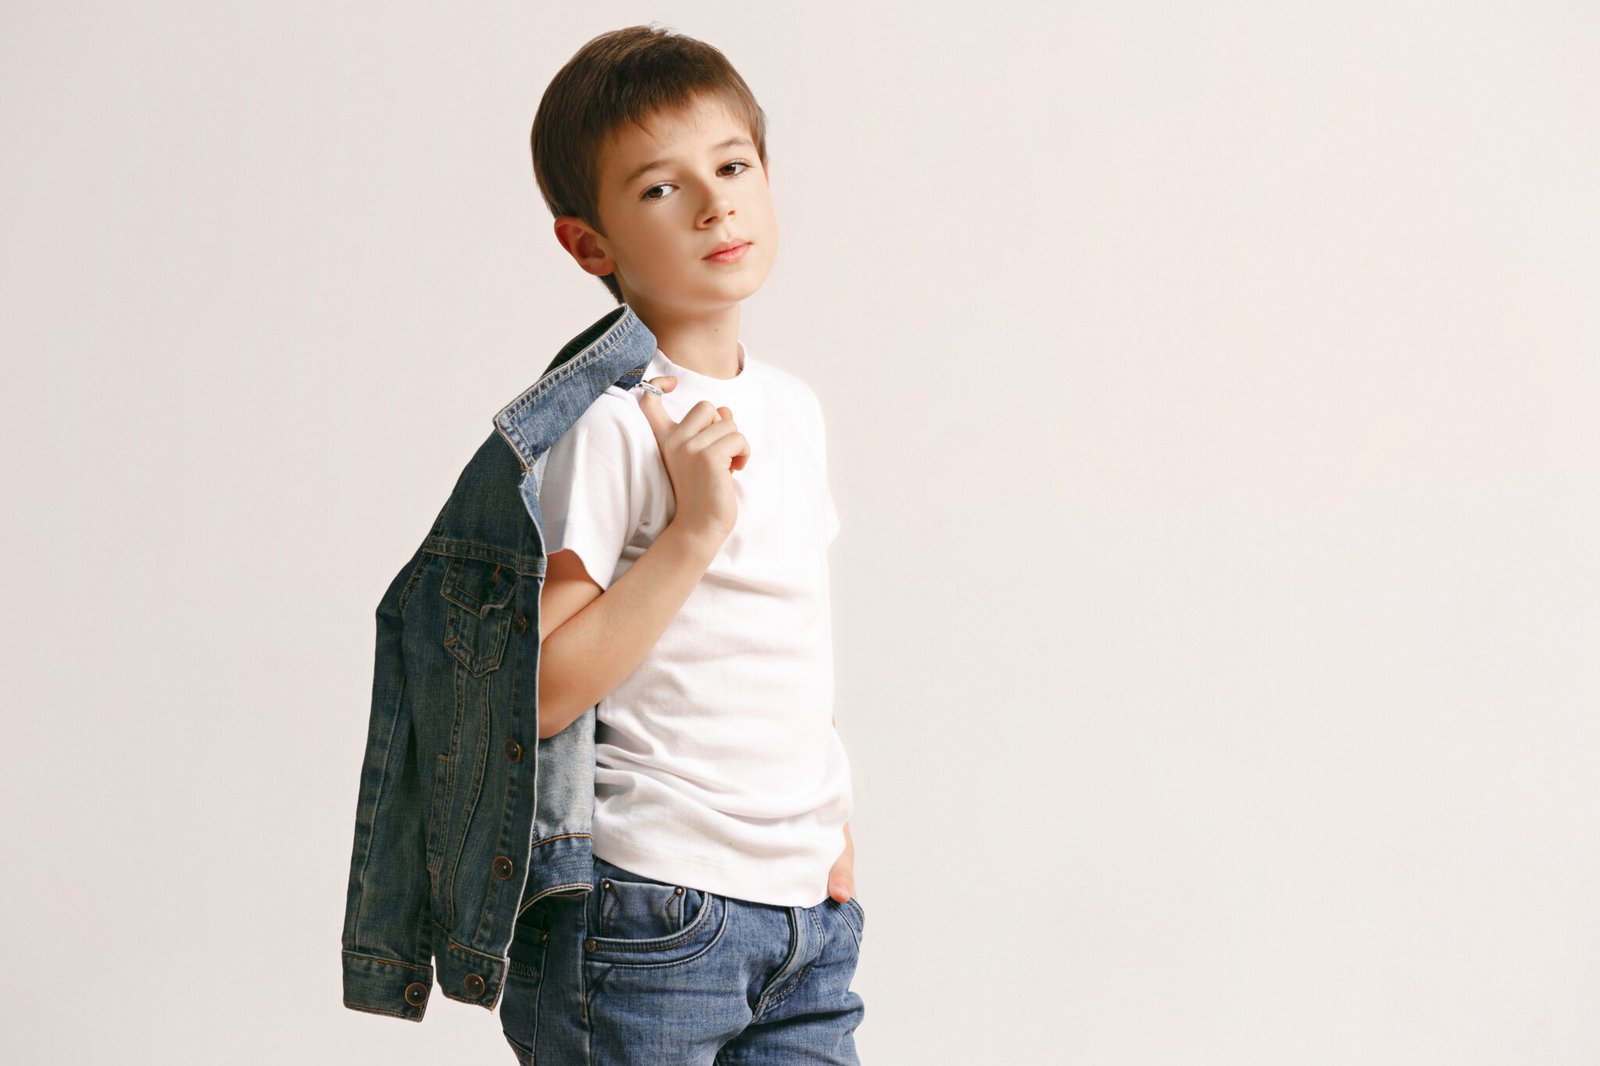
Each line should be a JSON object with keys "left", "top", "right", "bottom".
{"left": 824, "top": 483, "right": 841, "bottom": 545}
{"left": 537, "top": 398, "right": 642, "bottom": 591}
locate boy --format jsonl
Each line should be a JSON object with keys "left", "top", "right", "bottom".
{"left": 337, "top": 21, "right": 864, "bottom": 1061}
{"left": 502, "top": 24, "right": 863, "bottom": 1064}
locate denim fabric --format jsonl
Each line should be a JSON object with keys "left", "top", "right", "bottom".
{"left": 342, "top": 306, "right": 666, "bottom": 1021}
{"left": 500, "top": 855, "right": 865, "bottom": 1064}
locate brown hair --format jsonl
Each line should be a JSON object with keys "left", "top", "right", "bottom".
{"left": 530, "top": 24, "right": 770, "bottom": 304}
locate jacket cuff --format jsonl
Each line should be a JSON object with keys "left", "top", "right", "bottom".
{"left": 432, "top": 934, "right": 508, "bottom": 1010}
{"left": 342, "top": 950, "right": 433, "bottom": 1022}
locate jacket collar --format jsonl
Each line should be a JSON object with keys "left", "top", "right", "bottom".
{"left": 491, "top": 304, "right": 659, "bottom": 470}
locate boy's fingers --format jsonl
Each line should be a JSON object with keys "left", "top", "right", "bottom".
{"left": 723, "top": 425, "right": 752, "bottom": 470}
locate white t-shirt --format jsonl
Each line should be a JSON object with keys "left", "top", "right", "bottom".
{"left": 537, "top": 340, "right": 853, "bottom": 907}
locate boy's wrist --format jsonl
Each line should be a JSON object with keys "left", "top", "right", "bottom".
{"left": 658, "top": 519, "right": 726, "bottom": 566}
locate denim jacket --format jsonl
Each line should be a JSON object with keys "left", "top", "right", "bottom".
{"left": 341, "top": 305, "right": 659, "bottom": 1022}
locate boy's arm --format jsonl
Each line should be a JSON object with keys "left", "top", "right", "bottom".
{"left": 538, "top": 375, "right": 749, "bottom": 739}
{"left": 535, "top": 524, "right": 720, "bottom": 739}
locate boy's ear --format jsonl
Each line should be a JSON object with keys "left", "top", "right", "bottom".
{"left": 553, "top": 216, "right": 614, "bottom": 278}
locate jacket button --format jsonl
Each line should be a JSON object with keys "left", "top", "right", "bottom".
{"left": 403, "top": 982, "right": 428, "bottom": 1006}
{"left": 493, "top": 855, "right": 514, "bottom": 879}
{"left": 511, "top": 612, "right": 528, "bottom": 634}
{"left": 504, "top": 739, "right": 523, "bottom": 763}
{"left": 463, "top": 973, "right": 486, "bottom": 998}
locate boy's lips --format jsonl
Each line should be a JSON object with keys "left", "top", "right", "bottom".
{"left": 704, "top": 240, "right": 751, "bottom": 262}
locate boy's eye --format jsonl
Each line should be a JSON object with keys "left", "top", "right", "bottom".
{"left": 640, "top": 160, "right": 754, "bottom": 202}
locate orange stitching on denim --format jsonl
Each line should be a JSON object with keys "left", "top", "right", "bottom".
{"left": 342, "top": 950, "right": 430, "bottom": 975}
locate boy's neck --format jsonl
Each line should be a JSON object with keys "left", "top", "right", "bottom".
{"left": 629, "top": 301, "right": 745, "bottom": 380}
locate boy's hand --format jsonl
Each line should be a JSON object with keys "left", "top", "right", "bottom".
{"left": 827, "top": 821, "right": 855, "bottom": 904}
{"left": 636, "top": 375, "right": 751, "bottom": 544}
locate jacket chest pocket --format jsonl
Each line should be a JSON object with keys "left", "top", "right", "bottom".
{"left": 440, "top": 555, "right": 519, "bottom": 677}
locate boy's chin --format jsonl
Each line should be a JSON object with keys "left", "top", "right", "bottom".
{"left": 621, "top": 273, "right": 770, "bottom": 312}
{"left": 674, "top": 284, "right": 770, "bottom": 310}
{"left": 716, "top": 272, "right": 771, "bottom": 303}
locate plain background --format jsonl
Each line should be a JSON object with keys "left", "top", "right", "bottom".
{"left": 4, "top": 2, "right": 1597, "bottom": 1063}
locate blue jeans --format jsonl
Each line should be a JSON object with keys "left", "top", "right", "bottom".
{"left": 499, "top": 855, "right": 867, "bottom": 1064}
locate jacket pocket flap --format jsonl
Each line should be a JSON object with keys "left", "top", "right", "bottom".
{"left": 439, "top": 556, "right": 517, "bottom": 617}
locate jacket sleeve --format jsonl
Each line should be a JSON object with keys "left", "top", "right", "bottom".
{"left": 340, "top": 544, "right": 436, "bottom": 1021}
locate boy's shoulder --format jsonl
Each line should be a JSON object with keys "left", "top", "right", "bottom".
{"left": 754, "top": 357, "right": 830, "bottom": 439}
{"left": 509, "top": 335, "right": 830, "bottom": 458}
{"left": 754, "top": 356, "right": 824, "bottom": 406}
{"left": 559, "top": 380, "right": 649, "bottom": 446}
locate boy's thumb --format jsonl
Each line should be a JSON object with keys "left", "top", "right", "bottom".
{"left": 635, "top": 376, "right": 677, "bottom": 435}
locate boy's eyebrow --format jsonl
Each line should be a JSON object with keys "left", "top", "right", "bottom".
{"left": 620, "top": 136, "right": 755, "bottom": 188}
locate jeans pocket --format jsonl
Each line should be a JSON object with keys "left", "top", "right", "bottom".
{"left": 584, "top": 861, "right": 720, "bottom": 967}
{"left": 500, "top": 907, "right": 550, "bottom": 1059}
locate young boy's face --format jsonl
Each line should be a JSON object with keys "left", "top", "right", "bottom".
{"left": 573, "top": 92, "right": 777, "bottom": 314}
